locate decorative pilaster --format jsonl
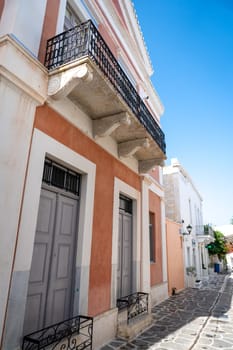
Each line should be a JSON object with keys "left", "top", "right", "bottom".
{"left": 0, "top": 35, "right": 47, "bottom": 347}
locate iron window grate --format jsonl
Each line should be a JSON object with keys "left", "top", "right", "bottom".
{"left": 42, "top": 158, "right": 81, "bottom": 196}
{"left": 119, "top": 195, "right": 132, "bottom": 214}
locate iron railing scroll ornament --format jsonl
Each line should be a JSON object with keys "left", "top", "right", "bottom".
{"left": 22, "top": 315, "right": 93, "bottom": 350}
{"left": 117, "top": 292, "right": 149, "bottom": 324}
{"left": 45, "top": 20, "right": 166, "bottom": 155}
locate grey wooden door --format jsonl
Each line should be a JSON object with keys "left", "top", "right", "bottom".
{"left": 117, "top": 209, "right": 132, "bottom": 298}
{"left": 23, "top": 188, "right": 78, "bottom": 335}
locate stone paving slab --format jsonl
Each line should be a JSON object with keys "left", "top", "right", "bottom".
{"left": 99, "top": 273, "right": 233, "bottom": 350}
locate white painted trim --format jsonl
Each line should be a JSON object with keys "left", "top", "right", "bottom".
{"left": 56, "top": 0, "right": 67, "bottom": 33}
{"left": 111, "top": 178, "right": 141, "bottom": 307}
{"left": 141, "top": 178, "right": 150, "bottom": 293}
{"left": 148, "top": 180, "right": 164, "bottom": 199}
{"left": 14, "top": 129, "right": 96, "bottom": 314}
{"left": 161, "top": 199, "right": 168, "bottom": 282}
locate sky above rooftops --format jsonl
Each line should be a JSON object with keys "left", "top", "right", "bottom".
{"left": 133, "top": 0, "right": 233, "bottom": 226}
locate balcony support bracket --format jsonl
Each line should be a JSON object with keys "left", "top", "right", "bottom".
{"left": 118, "top": 138, "right": 149, "bottom": 158}
{"left": 48, "top": 63, "right": 93, "bottom": 100}
{"left": 93, "top": 112, "right": 131, "bottom": 138}
{"left": 139, "top": 158, "right": 165, "bottom": 174}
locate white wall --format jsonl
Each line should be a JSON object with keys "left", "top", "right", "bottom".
{"left": 0, "top": 0, "right": 47, "bottom": 56}
{"left": 177, "top": 173, "right": 203, "bottom": 278}
{"left": 0, "top": 36, "right": 47, "bottom": 344}
{"left": 163, "top": 160, "right": 204, "bottom": 284}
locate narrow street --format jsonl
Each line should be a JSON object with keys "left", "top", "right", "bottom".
{"left": 101, "top": 273, "right": 233, "bottom": 349}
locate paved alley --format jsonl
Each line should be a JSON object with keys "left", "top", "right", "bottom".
{"left": 100, "top": 273, "right": 233, "bottom": 350}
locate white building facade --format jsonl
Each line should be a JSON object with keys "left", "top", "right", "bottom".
{"left": 163, "top": 158, "right": 210, "bottom": 286}
{"left": 0, "top": 1, "right": 168, "bottom": 349}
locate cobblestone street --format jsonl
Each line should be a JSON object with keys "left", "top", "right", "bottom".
{"left": 100, "top": 273, "right": 233, "bottom": 350}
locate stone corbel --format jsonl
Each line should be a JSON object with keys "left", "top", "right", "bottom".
{"left": 139, "top": 158, "right": 165, "bottom": 174}
{"left": 93, "top": 112, "right": 131, "bottom": 138}
{"left": 48, "top": 63, "right": 93, "bottom": 100}
{"left": 118, "top": 138, "right": 149, "bottom": 158}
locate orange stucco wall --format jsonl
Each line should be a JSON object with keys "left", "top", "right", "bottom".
{"left": 34, "top": 105, "right": 141, "bottom": 316}
{"left": 38, "top": 0, "right": 60, "bottom": 63}
{"left": 149, "top": 190, "right": 163, "bottom": 286}
{"left": 0, "top": 0, "right": 4, "bottom": 19}
{"left": 166, "top": 219, "right": 184, "bottom": 295}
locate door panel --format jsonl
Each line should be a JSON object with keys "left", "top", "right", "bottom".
{"left": 45, "top": 194, "right": 78, "bottom": 326}
{"left": 23, "top": 190, "right": 56, "bottom": 335}
{"left": 117, "top": 209, "right": 132, "bottom": 299}
{"left": 117, "top": 213, "right": 123, "bottom": 299}
{"left": 23, "top": 189, "right": 78, "bottom": 335}
{"left": 121, "top": 214, "right": 132, "bottom": 297}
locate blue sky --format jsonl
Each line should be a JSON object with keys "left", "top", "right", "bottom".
{"left": 133, "top": 0, "right": 233, "bottom": 226}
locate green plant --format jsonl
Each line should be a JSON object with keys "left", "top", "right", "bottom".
{"left": 206, "top": 230, "right": 228, "bottom": 261}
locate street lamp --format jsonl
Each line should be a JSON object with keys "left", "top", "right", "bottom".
{"left": 183, "top": 224, "right": 192, "bottom": 235}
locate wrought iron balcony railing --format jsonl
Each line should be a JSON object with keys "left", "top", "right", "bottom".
{"left": 117, "top": 292, "right": 149, "bottom": 324}
{"left": 195, "top": 225, "right": 214, "bottom": 236}
{"left": 45, "top": 20, "right": 166, "bottom": 154}
{"left": 22, "top": 315, "right": 93, "bottom": 350}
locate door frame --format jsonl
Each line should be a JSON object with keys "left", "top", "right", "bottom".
{"left": 111, "top": 177, "right": 141, "bottom": 308}
{"left": 4, "top": 129, "right": 96, "bottom": 347}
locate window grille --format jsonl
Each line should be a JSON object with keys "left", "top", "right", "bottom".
{"left": 42, "top": 158, "right": 81, "bottom": 196}
{"left": 119, "top": 195, "right": 132, "bottom": 214}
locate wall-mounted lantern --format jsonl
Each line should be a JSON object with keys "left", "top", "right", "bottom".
{"left": 183, "top": 224, "right": 192, "bottom": 235}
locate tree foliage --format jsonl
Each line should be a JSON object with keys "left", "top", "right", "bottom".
{"left": 206, "top": 230, "right": 228, "bottom": 261}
